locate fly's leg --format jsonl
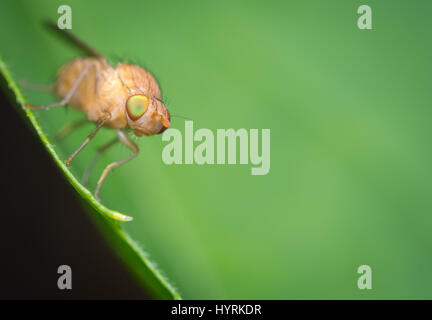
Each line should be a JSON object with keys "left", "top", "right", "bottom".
{"left": 55, "top": 118, "right": 88, "bottom": 141}
{"left": 65, "top": 113, "right": 110, "bottom": 167}
{"left": 94, "top": 130, "right": 138, "bottom": 202}
{"left": 25, "top": 67, "right": 88, "bottom": 110}
{"left": 82, "top": 137, "right": 118, "bottom": 186}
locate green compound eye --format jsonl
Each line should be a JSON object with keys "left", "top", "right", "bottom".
{"left": 126, "top": 95, "right": 149, "bottom": 120}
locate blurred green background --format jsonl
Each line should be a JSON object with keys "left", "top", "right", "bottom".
{"left": 1, "top": 0, "right": 432, "bottom": 299}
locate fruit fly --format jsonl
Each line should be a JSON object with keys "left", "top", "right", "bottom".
{"left": 24, "top": 23, "right": 171, "bottom": 202}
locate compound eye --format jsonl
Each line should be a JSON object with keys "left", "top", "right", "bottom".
{"left": 126, "top": 95, "right": 149, "bottom": 120}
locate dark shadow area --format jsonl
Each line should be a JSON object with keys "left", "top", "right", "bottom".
{"left": 0, "top": 88, "right": 148, "bottom": 299}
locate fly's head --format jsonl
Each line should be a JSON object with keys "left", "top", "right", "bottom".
{"left": 125, "top": 94, "right": 170, "bottom": 137}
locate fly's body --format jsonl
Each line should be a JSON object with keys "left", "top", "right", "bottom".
{"left": 54, "top": 57, "right": 169, "bottom": 135}
{"left": 24, "top": 23, "right": 171, "bottom": 205}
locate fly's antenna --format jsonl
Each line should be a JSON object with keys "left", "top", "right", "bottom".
{"left": 153, "top": 97, "right": 193, "bottom": 121}
{"left": 170, "top": 114, "right": 192, "bottom": 121}
{"left": 43, "top": 20, "right": 104, "bottom": 59}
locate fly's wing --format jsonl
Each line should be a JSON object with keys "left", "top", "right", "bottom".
{"left": 44, "top": 21, "right": 104, "bottom": 59}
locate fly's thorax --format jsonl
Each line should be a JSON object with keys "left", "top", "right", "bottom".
{"left": 89, "top": 68, "right": 128, "bottom": 127}
{"left": 125, "top": 94, "right": 170, "bottom": 136}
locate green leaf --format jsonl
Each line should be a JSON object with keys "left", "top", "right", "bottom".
{"left": 7, "top": 0, "right": 432, "bottom": 300}
{"left": 0, "top": 57, "right": 181, "bottom": 300}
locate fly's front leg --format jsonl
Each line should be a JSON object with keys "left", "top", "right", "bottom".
{"left": 82, "top": 137, "right": 118, "bottom": 186}
{"left": 65, "top": 113, "right": 110, "bottom": 167}
{"left": 24, "top": 67, "right": 88, "bottom": 110}
{"left": 94, "top": 130, "right": 138, "bottom": 202}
